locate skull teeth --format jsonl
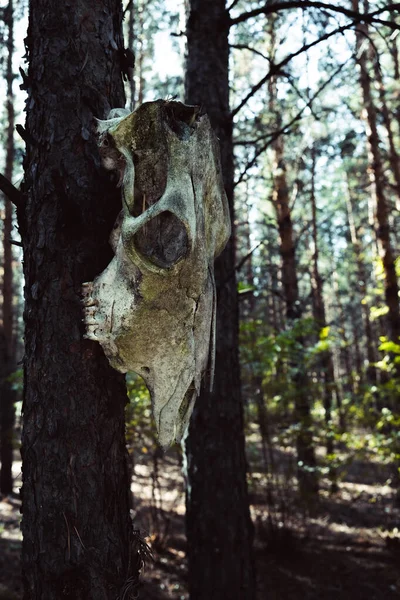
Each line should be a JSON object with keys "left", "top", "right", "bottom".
{"left": 83, "top": 333, "right": 100, "bottom": 342}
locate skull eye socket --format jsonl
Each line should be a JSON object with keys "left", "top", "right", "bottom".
{"left": 134, "top": 210, "right": 189, "bottom": 269}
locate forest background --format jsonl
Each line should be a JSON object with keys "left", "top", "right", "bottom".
{"left": 0, "top": 0, "right": 400, "bottom": 598}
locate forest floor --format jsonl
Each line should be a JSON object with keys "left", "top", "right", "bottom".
{"left": 1, "top": 435, "right": 400, "bottom": 600}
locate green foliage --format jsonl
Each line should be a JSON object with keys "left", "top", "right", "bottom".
{"left": 5, "top": 368, "right": 23, "bottom": 393}
{"left": 125, "top": 373, "right": 158, "bottom": 458}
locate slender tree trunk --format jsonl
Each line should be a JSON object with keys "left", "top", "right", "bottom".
{"left": 271, "top": 132, "right": 318, "bottom": 499}
{"left": 353, "top": 0, "right": 400, "bottom": 346}
{"left": 267, "top": 37, "right": 318, "bottom": 497}
{"left": 331, "top": 260, "right": 354, "bottom": 423}
{"left": 352, "top": 314, "right": 364, "bottom": 380}
{"left": 0, "top": 0, "right": 16, "bottom": 497}
{"left": 309, "top": 148, "right": 336, "bottom": 456}
{"left": 136, "top": 0, "right": 144, "bottom": 106}
{"left": 390, "top": 10, "right": 400, "bottom": 81}
{"left": 184, "top": 2, "right": 255, "bottom": 598}
{"left": 20, "top": 2, "right": 141, "bottom": 598}
{"left": 372, "top": 51, "right": 400, "bottom": 212}
{"left": 127, "top": 0, "right": 136, "bottom": 110}
{"left": 344, "top": 176, "right": 377, "bottom": 383}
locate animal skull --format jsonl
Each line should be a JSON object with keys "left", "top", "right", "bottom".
{"left": 82, "top": 101, "right": 230, "bottom": 448}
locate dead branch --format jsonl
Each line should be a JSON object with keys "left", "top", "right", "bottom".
{"left": 230, "top": 44, "right": 271, "bottom": 62}
{"left": 229, "top": 1, "right": 400, "bottom": 31}
{"left": 236, "top": 241, "right": 264, "bottom": 272}
{"left": 231, "top": 21, "right": 353, "bottom": 118}
{"left": 0, "top": 172, "right": 22, "bottom": 211}
{"left": 234, "top": 61, "right": 347, "bottom": 187}
{"left": 227, "top": 0, "right": 242, "bottom": 11}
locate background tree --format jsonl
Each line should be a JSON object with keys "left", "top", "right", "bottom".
{"left": 184, "top": 1, "right": 256, "bottom": 599}
{"left": 0, "top": 0, "right": 18, "bottom": 497}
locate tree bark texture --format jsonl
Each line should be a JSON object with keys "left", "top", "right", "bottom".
{"left": 0, "top": 0, "right": 17, "bottom": 496}
{"left": 20, "top": 2, "right": 140, "bottom": 598}
{"left": 184, "top": 1, "right": 255, "bottom": 599}
{"left": 353, "top": 0, "right": 400, "bottom": 346}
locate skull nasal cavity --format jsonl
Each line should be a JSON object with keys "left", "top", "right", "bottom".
{"left": 134, "top": 211, "right": 189, "bottom": 268}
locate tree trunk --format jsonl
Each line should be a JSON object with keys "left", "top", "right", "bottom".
{"left": 271, "top": 131, "right": 318, "bottom": 500}
{"left": 309, "top": 148, "right": 336, "bottom": 456}
{"left": 20, "top": 2, "right": 140, "bottom": 598}
{"left": 127, "top": 0, "right": 136, "bottom": 110}
{"left": 184, "top": 2, "right": 255, "bottom": 599}
{"left": 372, "top": 51, "right": 400, "bottom": 212}
{"left": 136, "top": 0, "right": 145, "bottom": 106}
{"left": 353, "top": 0, "right": 400, "bottom": 346}
{"left": 344, "top": 175, "right": 377, "bottom": 384}
{"left": 331, "top": 260, "right": 353, "bottom": 425}
{"left": 0, "top": 0, "right": 16, "bottom": 497}
{"left": 390, "top": 10, "right": 400, "bottom": 80}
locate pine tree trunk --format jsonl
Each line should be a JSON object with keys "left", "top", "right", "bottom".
{"left": 184, "top": 1, "right": 255, "bottom": 598}
{"left": 136, "top": 0, "right": 144, "bottom": 106}
{"left": 20, "top": 2, "right": 140, "bottom": 598}
{"left": 344, "top": 176, "right": 377, "bottom": 384}
{"left": 331, "top": 261, "right": 353, "bottom": 423}
{"left": 271, "top": 133, "right": 318, "bottom": 500}
{"left": 372, "top": 52, "right": 400, "bottom": 211}
{"left": 127, "top": 0, "right": 136, "bottom": 110}
{"left": 0, "top": 0, "right": 16, "bottom": 497}
{"left": 353, "top": 0, "right": 400, "bottom": 346}
{"left": 309, "top": 148, "right": 336, "bottom": 456}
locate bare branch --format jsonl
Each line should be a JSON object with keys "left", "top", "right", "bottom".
{"left": 231, "top": 21, "right": 351, "bottom": 118}
{"left": 229, "top": 1, "right": 400, "bottom": 30}
{"left": 234, "top": 61, "right": 347, "bottom": 187}
{"left": 123, "top": 0, "right": 133, "bottom": 17}
{"left": 230, "top": 43, "right": 271, "bottom": 61}
{"left": 0, "top": 172, "right": 22, "bottom": 210}
{"left": 235, "top": 241, "right": 264, "bottom": 272}
{"left": 227, "top": 0, "right": 242, "bottom": 11}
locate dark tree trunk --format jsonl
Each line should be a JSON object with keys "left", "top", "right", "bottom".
{"left": 0, "top": 0, "right": 17, "bottom": 497}
{"left": 136, "top": 0, "right": 145, "bottom": 106}
{"left": 353, "top": 0, "right": 400, "bottom": 346}
{"left": 331, "top": 263, "right": 352, "bottom": 428}
{"left": 309, "top": 148, "right": 336, "bottom": 456}
{"left": 127, "top": 0, "right": 136, "bottom": 110}
{"left": 344, "top": 176, "right": 377, "bottom": 384}
{"left": 184, "top": 1, "right": 255, "bottom": 599}
{"left": 372, "top": 52, "right": 400, "bottom": 209}
{"left": 267, "top": 28, "right": 318, "bottom": 496}
{"left": 271, "top": 132, "right": 318, "bottom": 500}
{"left": 20, "top": 2, "right": 140, "bottom": 598}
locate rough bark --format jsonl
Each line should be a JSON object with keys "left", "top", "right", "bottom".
{"left": 353, "top": 0, "right": 400, "bottom": 346}
{"left": 184, "top": 1, "right": 255, "bottom": 599}
{"left": 0, "top": 0, "right": 17, "bottom": 497}
{"left": 20, "top": 2, "right": 141, "bottom": 598}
